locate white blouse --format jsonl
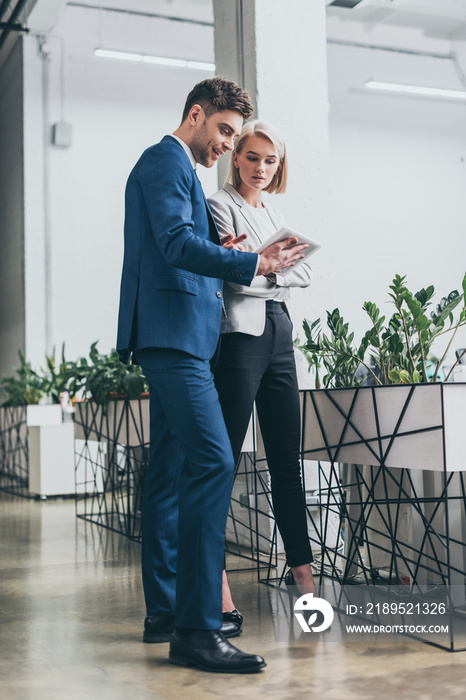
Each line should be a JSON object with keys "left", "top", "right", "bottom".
{"left": 208, "top": 184, "right": 313, "bottom": 335}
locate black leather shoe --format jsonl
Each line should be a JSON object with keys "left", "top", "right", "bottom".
{"left": 222, "top": 608, "right": 243, "bottom": 638}
{"left": 143, "top": 613, "right": 243, "bottom": 642}
{"left": 169, "top": 629, "right": 266, "bottom": 673}
{"left": 143, "top": 613, "right": 175, "bottom": 643}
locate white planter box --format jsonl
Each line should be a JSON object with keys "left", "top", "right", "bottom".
{"left": 74, "top": 397, "right": 150, "bottom": 446}
{"left": 28, "top": 422, "right": 75, "bottom": 497}
{"left": 302, "top": 383, "right": 466, "bottom": 472}
{"left": 106, "top": 397, "right": 150, "bottom": 446}
{"left": 27, "top": 404, "right": 63, "bottom": 427}
{"left": 0, "top": 405, "right": 76, "bottom": 498}
{"left": 301, "top": 384, "right": 466, "bottom": 603}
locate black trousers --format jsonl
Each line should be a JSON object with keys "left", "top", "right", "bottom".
{"left": 214, "top": 300, "right": 313, "bottom": 567}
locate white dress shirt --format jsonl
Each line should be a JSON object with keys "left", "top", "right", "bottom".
{"left": 170, "top": 134, "right": 196, "bottom": 170}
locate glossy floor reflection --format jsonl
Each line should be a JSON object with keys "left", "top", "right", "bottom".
{"left": 1, "top": 494, "right": 466, "bottom": 700}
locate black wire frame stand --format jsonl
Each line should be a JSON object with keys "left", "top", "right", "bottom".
{"left": 225, "top": 447, "right": 279, "bottom": 575}
{"left": 258, "top": 457, "right": 343, "bottom": 590}
{"left": 225, "top": 406, "right": 338, "bottom": 582}
{"left": 74, "top": 397, "right": 149, "bottom": 541}
{"left": 0, "top": 405, "right": 30, "bottom": 497}
{"left": 73, "top": 397, "right": 276, "bottom": 567}
{"left": 285, "top": 383, "right": 466, "bottom": 652}
{"left": 72, "top": 384, "right": 466, "bottom": 651}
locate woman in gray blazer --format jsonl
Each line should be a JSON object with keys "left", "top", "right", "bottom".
{"left": 208, "top": 121, "right": 316, "bottom": 622}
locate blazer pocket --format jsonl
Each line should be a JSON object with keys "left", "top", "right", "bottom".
{"left": 154, "top": 274, "right": 199, "bottom": 296}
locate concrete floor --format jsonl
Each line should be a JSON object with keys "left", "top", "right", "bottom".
{"left": 1, "top": 494, "right": 465, "bottom": 700}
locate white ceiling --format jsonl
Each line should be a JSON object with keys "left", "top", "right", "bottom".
{"left": 58, "top": 0, "right": 466, "bottom": 38}
{"left": 16, "top": 1, "right": 466, "bottom": 39}
{"left": 75, "top": 0, "right": 466, "bottom": 34}
{"left": 326, "top": 0, "right": 466, "bottom": 38}
{"left": 2, "top": 0, "right": 466, "bottom": 69}
{"left": 85, "top": 0, "right": 466, "bottom": 38}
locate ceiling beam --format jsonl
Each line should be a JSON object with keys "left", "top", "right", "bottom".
{"left": 0, "top": 21, "right": 29, "bottom": 31}
{"left": 0, "top": 0, "right": 13, "bottom": 21}
{"left": 0, "top": 0, "right": 28, "bottom": 51}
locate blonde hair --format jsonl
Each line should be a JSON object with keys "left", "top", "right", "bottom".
{"left": 226, "top": 120, "right": 288, "bottom": 195}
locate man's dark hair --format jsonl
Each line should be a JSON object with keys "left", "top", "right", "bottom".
{"left": 181, "top": 76, "right": 254, "bottom": 122}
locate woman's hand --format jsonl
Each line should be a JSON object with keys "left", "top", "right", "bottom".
{"left": 221, "top": 233, "right": 248, "bottom": 251}
{"left": 257, "top": 237, "right": 308, "bottom": 276}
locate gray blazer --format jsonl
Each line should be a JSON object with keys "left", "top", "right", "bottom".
{"left": 208, "top": 184, "right": 312, "bottom": 336}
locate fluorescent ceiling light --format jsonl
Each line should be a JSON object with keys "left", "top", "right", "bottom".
{"left": 94, "top": 48, "right": 215, "bottom": 72}
{"left": 95, "top": 49, "right": 141, "bottom": 62}
{"left": 366, "top": 80, "right": 466, "bottom": 101}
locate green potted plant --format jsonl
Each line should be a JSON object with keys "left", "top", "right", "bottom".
{"left": 80, "top": 342, "right": 147, "bottom": 406}
{"left": 294, "top": 273, "right": 466, "bottom": 470}
{"left": 0, "top": 351, "right": 46, "bottom": 407}
{"left": 73, "top": 342, "right": 149, "bottom": 444}
{"left": 296, "top": 273, "right": 466, "bottom": 389}
{"left": 294, "top": 274, "right": 466, "bottom": 599}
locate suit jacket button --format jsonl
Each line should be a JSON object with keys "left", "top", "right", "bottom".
{"left": 216, "top": 291, "right": 222, "bottom": 298}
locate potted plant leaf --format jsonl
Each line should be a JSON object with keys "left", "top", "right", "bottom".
{"left": 73, "top": 342, "right": 149, "bottom": 443}
{"left": 294, "top": 273, "right": 466, "bottom": 599}
{"left": 294, "top": 272, "right": 466, "bottom": 470}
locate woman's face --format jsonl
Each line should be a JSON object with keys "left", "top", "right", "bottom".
{"left": 233, "top": 134, "right": 280, "bottom": 194}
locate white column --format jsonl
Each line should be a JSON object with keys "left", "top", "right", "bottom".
{"left": 213, "top": 0, "right": 329, "bottom": 387}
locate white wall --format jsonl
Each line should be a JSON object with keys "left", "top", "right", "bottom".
{"left": 19, "top": 4, "right": 466, "bottom": 377}
{"left": 299, "top": 17, "right": 466, "bottom": 379}
{"left": 23, "top": 2, "right": 217, "bottom": 366}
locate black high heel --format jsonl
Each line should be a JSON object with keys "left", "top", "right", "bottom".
{"left": 284, "top": 570, "right": 298, "bottom": 607}
{"left": 222, "top": 608, "right": 243, "bottom": 638}
{"left": 284, "top": 569, "right": 317, "bottom": 602}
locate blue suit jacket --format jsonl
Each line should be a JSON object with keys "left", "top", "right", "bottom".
{"left": 116, "top": 136, "right": 258, "bottom": 363}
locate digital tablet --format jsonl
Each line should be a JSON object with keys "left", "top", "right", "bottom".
{"left": 254, "top": 226, "right": 322, "bottom": 276}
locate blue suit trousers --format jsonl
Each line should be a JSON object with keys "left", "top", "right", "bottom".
{"left": 135, "top": 347, "right": 235, "bottom": 630}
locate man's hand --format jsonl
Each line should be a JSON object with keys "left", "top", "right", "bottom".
{"left": 221, "top": 233, "right": 248, "bottom": 251}
{"left": 257, "top": 237, "right": 308, "bottom": 276}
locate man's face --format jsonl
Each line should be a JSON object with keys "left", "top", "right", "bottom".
{"left": 189, "top": 108, "right": 243, "bottom": 168}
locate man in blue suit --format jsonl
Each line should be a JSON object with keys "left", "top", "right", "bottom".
{"left": 117, "top": 78, "right": 307, "bottom": 673}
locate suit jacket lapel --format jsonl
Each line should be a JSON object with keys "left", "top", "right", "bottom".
{"left": 164, "top": 136, "right": 220, "bottom": 244}
{"left": 223, "top": 183, "right": 278, "bottom": 245}
{"left": 222, "top": 184, "right": 260, "bottom": 241}
{"left": 193, "top": 172, "right": 221, "bottom": 243}
{"left": 204, "top": 197, "right": 221, "bottom": 243}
